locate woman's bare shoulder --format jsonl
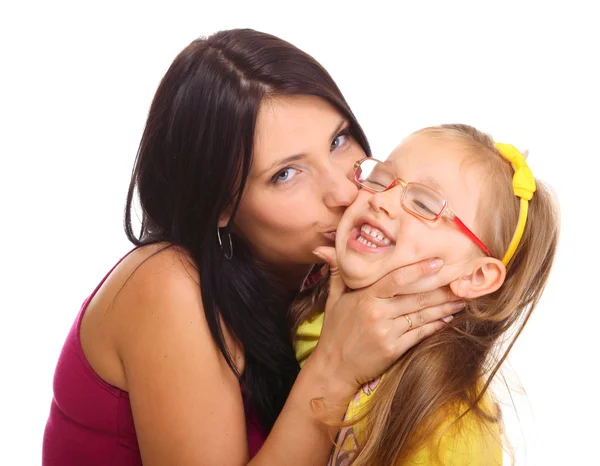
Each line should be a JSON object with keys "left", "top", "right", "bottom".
{"left": 112, "top": 243, "right": 206, "bottom": 343}
{"left": 108, "top": 244, "right": 249, "bottom": 463}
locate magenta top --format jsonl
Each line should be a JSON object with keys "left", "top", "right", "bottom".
{"left": 43, "top": 252, "right": 267, "bottom": 465}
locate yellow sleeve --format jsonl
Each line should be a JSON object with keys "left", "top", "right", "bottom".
{"left": 295, "top": 312, "right": 324, "bottom": 367}
{"left": 296, "top": 313, "right": 503, "bottom": 466}
{"left": 402, "top": 404, "right": 503, "bottom": 466}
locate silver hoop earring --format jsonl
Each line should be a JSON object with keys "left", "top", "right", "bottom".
{"left": 217, "top": 226, "right": 234, "bottom": 260}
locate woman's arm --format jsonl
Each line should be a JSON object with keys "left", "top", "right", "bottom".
{"left": 116, "top": 248, "right": 456, "bottom": 465}
{"left": 255, "top": 248, "right": 458, "bottom": 465}
{"left": 116, "top": 250, "right": 250, "bottom": 465}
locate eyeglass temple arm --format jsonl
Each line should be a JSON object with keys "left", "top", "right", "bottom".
{"left": 451, "top": 215, "right": 493, "bottom": 257}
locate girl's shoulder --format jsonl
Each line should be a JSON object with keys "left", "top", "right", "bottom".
{"left": 405, "top": 394, "right": 503, "bottom": 466}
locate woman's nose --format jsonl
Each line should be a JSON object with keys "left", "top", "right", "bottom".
{"left": 368, "top": 185, "right": 403, "bottom": 218}
{"left": 323, "top": 171, "right": 359, "bottom": 207}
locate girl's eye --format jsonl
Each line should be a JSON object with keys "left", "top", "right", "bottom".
{"left": 272, "top": 167, "right": 299, "bottom": 185}
{"left": 331, "top": 131, "right": 350, "bottom": 151}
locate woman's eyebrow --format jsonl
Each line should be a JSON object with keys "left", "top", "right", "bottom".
{"left": 258, "top": 118, "right": 348, "bottom": 177}
{"left": 329, "top": 118, "right": 348, "bottom": 141}
{"left": 259, "top": 154, "right": 306, "bottom": 178}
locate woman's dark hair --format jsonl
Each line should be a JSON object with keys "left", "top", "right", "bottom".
{"left": 124, "top": 28, "right": 371, "bottom": 430}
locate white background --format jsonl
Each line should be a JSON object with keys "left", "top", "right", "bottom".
{"left": 1, "top": 1, "right": 598, "bottom": 464}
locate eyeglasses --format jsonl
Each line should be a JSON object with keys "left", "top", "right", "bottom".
{"left": 354, "top": 157, "right": 492, "bottom": 257}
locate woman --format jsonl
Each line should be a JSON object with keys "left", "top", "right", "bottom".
{"left": 43, "top": 29, "right": 458, "bottom": 465}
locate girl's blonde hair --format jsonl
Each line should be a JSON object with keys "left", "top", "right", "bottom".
{"left": 291, "top": 124, "right": 560, "bottom": 465}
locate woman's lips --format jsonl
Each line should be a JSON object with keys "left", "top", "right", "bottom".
{"left": 323, "top": 231, "right": 337, "bottom": 242}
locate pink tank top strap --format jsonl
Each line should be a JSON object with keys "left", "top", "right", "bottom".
{"left": 76, "top": 247, "right": 139, "bottom": 319}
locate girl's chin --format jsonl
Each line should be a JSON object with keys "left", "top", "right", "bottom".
{"left": 339, "top": 260, "right": 382, "bottom": 290}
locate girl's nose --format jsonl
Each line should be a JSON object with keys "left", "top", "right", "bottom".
{"left": 368, "top": 185, "right": 403, "bottom": 219}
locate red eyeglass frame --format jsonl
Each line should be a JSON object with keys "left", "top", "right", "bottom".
{"left": 354, "top": 158, "right": 492, "bottom": 257}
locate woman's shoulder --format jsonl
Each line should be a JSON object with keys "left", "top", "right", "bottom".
{"left": 105, "top": 244, "right": 201, "bottom": 330}
{"left": 104, "top": 244, "right": 249, "bottom": 463}
{"left": 107, "top": 244, "right": 236, "bottom": 362}
{"left": 80, "top": 243, "right": 206, "bottom": 388}
{"left": 113, "top": 243, "right": 201, "bottom": 308}
{"left": 125, "top": 242, "right": 200, "bottom": 288}
{"left": 111, "top": 242, "right": 244, "bottom": 374}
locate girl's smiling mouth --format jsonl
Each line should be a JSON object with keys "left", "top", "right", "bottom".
{"left": 348, "top": 217, "right": 396, "bottom": 253}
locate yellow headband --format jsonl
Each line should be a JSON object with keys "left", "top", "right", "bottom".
{"left": 494, "top": 143, "right": 537, "bottom": 265}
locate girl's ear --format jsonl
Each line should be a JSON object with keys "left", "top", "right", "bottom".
{"left": 450, "top": 258, "right": 506, "bottom": 299}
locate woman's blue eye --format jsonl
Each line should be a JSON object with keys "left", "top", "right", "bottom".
{"left": 273, "top": 167, "right": 299, "bottom": 184}
{"left": 331, "top": 133, "right": 348, "bottom": 150}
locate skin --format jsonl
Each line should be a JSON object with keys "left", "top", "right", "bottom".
{"left": 337, "top": 134, "right": 507, "bottom": 299}
{"left": 79, "top": 98, "right": 459, "bottom": 465}
{"left": 222, "top": 95, "right": 365, "bottom": 286}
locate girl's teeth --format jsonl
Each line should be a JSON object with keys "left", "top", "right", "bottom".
{"left": 357, "top": 236, "right": 378, "bottom": 248}
{"left": 360, "top": 224, "right": 392, "bottom": 245}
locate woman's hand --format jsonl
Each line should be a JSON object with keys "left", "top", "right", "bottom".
{"left": 310, "top": 246, "right": 461, "bottom": 397}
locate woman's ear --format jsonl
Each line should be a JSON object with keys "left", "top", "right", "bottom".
{"left": 218, "top": 207, "right": 233, "bottom": 228}
{"left": 449, "top": 258, "right": 506, "bottom": 299}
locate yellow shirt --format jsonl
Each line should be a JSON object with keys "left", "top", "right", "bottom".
{"left": 296, "top": 313, "right": 503, "bottom": 465}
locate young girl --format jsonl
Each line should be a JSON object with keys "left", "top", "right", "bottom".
{"left": 295, "top": 124, "right": 559, "bottom": 465}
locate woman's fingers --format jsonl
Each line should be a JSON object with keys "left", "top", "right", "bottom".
{"left": 388, "top": 286, "right": 458, "bottom": 319}
{"left": 394, "top": 300, "right": 463, "bottom": 336}
{"left": 314, "top": 257, "right": 463, "bottom": 389}
{"left": 369, "top": 258, "right": 445, "bottom": 299}
{"left": 313, "top": 246, "right": 346, "bottom": 304}
{"left": 394, "top": 320, "right": 448, "bottom": 356}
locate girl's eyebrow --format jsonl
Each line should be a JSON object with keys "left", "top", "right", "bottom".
{"left": 421, "top": 176, "right": 444, "bottom": 194}
{"left": 383, "top": 160, "right": 446, "bottom": 195}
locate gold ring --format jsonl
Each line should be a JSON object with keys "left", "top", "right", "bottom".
{"left": 404, "top": 314, "right": 413, "bottom": 330}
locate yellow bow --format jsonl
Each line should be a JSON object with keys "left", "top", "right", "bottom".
{"left": 494, "top": 143, "right": 536, "bottom": 265}
{"left": 495, "top": 143, "right": 536, "bottom": 200}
